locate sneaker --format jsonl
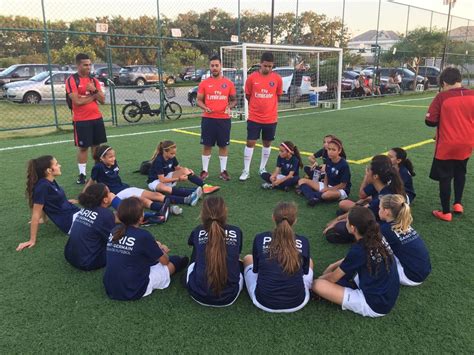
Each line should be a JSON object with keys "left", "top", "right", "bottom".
{"left": 261, "top": 182, "right": 273, "bottom": 190}
{"left": 307, "top": 197, "right": 320, "bottom": 207}
{"left": 219, "top": 170, "right": 231, "bottom": 181}
{"left": 203, "top": 184, "right": 220, "bottom": 194}
{"left": 170, "top": 205, "right": 183, "bottom": 215}
{"left": 199, "top": 170, "right": 209, "bottom": 180}
{"left": 259, "top": 168, "right": 267, "bottom": 175}
{"left": 239, "top": 170, "right": 250, "bottom": 181}
{"left": 189, "top": 190, "right": 200, "bottom": 207}
{"left": 141, "top": 214, "right": 166, "bottom": 226}
{"left": 432, "top": 210, "right": 452, "bottom": 222}
{"left": 195, "top": 186, "right": 203, "bottom": 199}
{"left": 76, "top": 173, "right": 86, "bottom": 184}
{"left": 453, "top": 203, "right": 464, "bottom": 214}
{"left": 295, "top": 187, "right": 303, "bottom": 195}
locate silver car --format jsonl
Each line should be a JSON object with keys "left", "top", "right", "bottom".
{"left": 3, "top": 71, "right": 74, "bottom": 104}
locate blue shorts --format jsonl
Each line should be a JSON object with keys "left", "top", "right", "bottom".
{"left": 247, "top": 120, "right": 277, "bottom": 141}
{"left": 200, "top": 117, "right": 231, "bottom": 147}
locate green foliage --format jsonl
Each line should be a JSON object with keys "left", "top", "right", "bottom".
{"left": 50, "top": 43, "right": 97, "bottom": 65}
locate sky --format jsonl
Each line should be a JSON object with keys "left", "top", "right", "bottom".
{"left": 2, "top": 0, "right": 473, "bottom": 37}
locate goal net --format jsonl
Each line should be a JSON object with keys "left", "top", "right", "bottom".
{"left": 220, "top": 43, "right": 343, "bottom": 119}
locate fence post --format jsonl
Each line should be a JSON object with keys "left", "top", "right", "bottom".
{"left": 105, "top": 36, "right": 117, "bottom": 126}
{"left": 156, "top": 0, "right": 165, "bottom": 122}
{"left": 41, "top": 0, "right": 59, "bottom": 129}
{"left": 237, "top": 0, "right": 241, "bottom": 42}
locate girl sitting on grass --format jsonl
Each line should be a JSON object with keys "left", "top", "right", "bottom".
{"left": 103, "top": 197, "right": 188, "bottom": 301}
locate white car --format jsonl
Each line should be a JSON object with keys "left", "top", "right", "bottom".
{"left": 2, "top": 71, "right": 103, "bottom": 104}
{"left": 272, "top": 67, "right": 313, "bottom": 96}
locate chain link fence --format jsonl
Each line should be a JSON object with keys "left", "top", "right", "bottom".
{"left": 0, "top": 0, "right": 472, "bottom": 132}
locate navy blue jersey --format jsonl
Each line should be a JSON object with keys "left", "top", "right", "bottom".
{"left": 147, "top": 155, "right": 179, "bottom": 183}
{"left": 363, "top": 184, "right": 377, "bottom": 198}
{"left": 103, "top": 226, "right": 163, "bottom": 300}
{"left": 399, "top": 166, "right": 416, "bottom": 202}
{"left": 33, "top": 178, "right": 80, "bottom": 234}
{"left": 187, "top": 224, "right": 243, "bottom": 305}
{"left": 91, "top": 161, "right": 129, "bottom": 195}
{"left": 380, "top": 222, "right": 431, "bottom": 283}
{"left": 340, "top": 240, "right": 400, "bottom": 314}
{"left": 252, "top": 232, "right": 310, "bottom": 310}
{"left": 65, "top": 207, "right": 116, "bottom": 271}
{"left": 314, "top": 148, "right": 329, "bottom": 164}
{"left": 368, "top": 185, "right": 393, "bottom": 220}
{"left": 326, "top": 158, "right": 351, "bottom": 194}
{"left": 277, "top": 155, "right": 300, "bottom": 176}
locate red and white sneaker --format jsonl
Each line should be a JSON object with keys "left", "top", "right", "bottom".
{"left": 452, "top": 203, "right": 464, "bottom": 214}
{"left": 203, "top": 184, "right": 220, "bottom": 194}
{"left": 432, "top": 210, "right": 452, "bottom": 222}
{"left": 199, "top": 170, "right": 209, "bottom": 180}
{"left": 219, "top": 170, "right": 231, "bottom": 181}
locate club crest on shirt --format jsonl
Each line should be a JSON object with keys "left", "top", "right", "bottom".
{"left": 269, "top": 81, "right": 275, "bottom": 87}
{"left": 221, "top": 83, "right": 227, "bottom": 89}
{"left": 331, "top": 167, "right": 339, "bottom": 175}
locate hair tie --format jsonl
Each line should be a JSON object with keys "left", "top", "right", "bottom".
{"left": 100, "top": 147, "right": 112, "bottom": 159}
{"left": 164, "top": 144, "right": 177, "bottom": 151}
{"left": 210, "top": 218, "right": 219, "bottom": 221}
{"left": 280, "top": 143, "right": 294, "bottom": 154}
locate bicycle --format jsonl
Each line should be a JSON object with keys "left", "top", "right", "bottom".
{"left": 122, "top": 87, "right": 182, "bottom": 123}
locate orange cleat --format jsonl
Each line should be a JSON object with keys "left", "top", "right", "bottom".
{"left": 452, "top": 203, "right": 464, "bottom": 214}
{"left": 203, "top": 184, "right": 220, "bottom": 194}
{"left": 432, "top": 210, "right": 452, "bottom": 222}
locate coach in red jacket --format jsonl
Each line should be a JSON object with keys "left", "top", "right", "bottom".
{"left": 425, "top": 67, "right": 474, "bottom": 222}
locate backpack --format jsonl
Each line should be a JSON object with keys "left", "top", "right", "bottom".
{"left": 66, "top": 73, "right": 97, "bottom": 111}
{"left": 133, "top": 160, "right": 152, "bottom": 175}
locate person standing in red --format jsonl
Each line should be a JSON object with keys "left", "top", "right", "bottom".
{"left": 66, "top": 53, "right": 107, "bottom": 185}
{"left": 239, "top": 52, "right": 283, "bottom": 181}
{"left": 197, "top": 55, "right": 237, "bottom": 181}
{"left": 425, "top": 67, "right": 474, "bottom": 221}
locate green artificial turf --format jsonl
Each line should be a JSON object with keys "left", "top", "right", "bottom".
{"left": 0, "top": 93, "right": 472, "bottom": 353}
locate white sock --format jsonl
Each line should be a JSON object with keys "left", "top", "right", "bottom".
{"left": 78, "top": 163, "right": 86, "bottom": 175}
{"left": 243, "top": 147, "right": 254, "bottom": 172}
{"left": 202, "top": 155, "right": 211, "bottom": 172}
{"left": 219, "top": 156, "right": 228, "bottom": 172}
{"left": 260, "top": 147, "right": 271, "bottom": 171}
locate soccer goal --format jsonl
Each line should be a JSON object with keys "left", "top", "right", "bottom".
{"left": 220, "top": 43, "right": 343, "bottom": 119}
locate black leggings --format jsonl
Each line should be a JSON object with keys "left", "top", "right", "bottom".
{"left": 439, "top": 172, "right": 466, "bottom": 213}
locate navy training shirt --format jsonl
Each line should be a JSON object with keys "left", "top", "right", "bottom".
{"left": 313, "top": 148, "right": 329, "bottom": 164}
{"left": 399, "top": 166, "right": 416, "bottom": 202}
{"left": 252, "top": 232, "right": 310, "bottom": 310}
{"left": 380, "top": 222, "right": 431, "bottom": 283}
{"left": 340, "top": 240, "right": 400, "bottom": 314}
{"left": 325, "top": 158, "right": 351, "bottom": 194}
{"left": 368, "top": 185, "right": 394, "bottom": 220}
{"left": 65, "top": 207, "right": 116, "bottom": 271}
{"left": 276, "top": 155, "right": 300, "bottom": 176}
{"left": 147, "top": 155, "right": 179, "bottom": 183}
{"left": 187, "top": 224, "right": 243, "bottom": 305}
{"left": 103, "top": 226, "right": 164, "bottom": 300}
{"left": 91, "top": 161, "right": 129, "bottom": 195}
{"left": 33, "top": 178, "right": 80, "bottom": 234}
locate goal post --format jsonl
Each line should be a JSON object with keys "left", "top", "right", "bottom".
{"left": 220, "top": 43, "right": 343, "bottom": 120}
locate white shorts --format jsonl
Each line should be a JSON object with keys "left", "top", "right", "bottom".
{"left": 116, "top": 187, "right": 145, "bottom": 200}
{"left": 395, "top": 256, "right": 422, "bottom": 286}
{"left": 148, "top": 172, "right": 176, "bottom": 191}
{"left": 341, "top": 274, "right": 385, "bottom": 317}
{"left": 186, "top": 262, "right": 244, "bottom": 307}
{"left": 318, "top": 182, "right": 348, "bottom": 200}
{"left": 142, "top": 263, "right": 171, "bottom": 298}
{"left": 244, "top": 264, "right": 314, "bottom": 313}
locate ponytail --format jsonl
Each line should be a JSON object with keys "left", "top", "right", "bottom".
{"left": 348, "top": 207, "right": 393, "bottom": 275}
{"left": 26, "top": 155, "right": 53, "bottom": 208}
{"left": 388, "top": 167, "right": 406, "bottom": 197}
{"left": 370, "top": 155, "right": 405, "bottom": 197}
{"left": 269, "top": 202, "right": 301, "bottom": 275}
{"left": 151, "top": 140, "right": 176, "bottom": 162}
{"left": 201, "top": 196, "right": 228, "bottom": 295}
{"left": 391, "top": 147, "right": 416, "bottom": 177}
{"left": 380, "top": 194, "right": 413, "bottom": 233}
{"left": 112, "top": 197, "right": 143, "bottom": 243}
{"left": 78, "top": 183, "right": 108, "bottom": 209}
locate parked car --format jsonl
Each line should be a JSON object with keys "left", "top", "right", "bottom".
{"left": 377, "top": 67, "right": 428, "bottom": 90}
{"left": 272, "top": 66, "right": 313, "bottom": 96}
{"left": 183, "top": 69, "right": 206, "bottom": 82}
{"left": 417, "top": 66, "right": 440, "bottom": 86}
{"left": 94, "top": 66, "right": 122, "bottom": 86}
{"left": 341, "top": 70, "right": 360, "bottom": 92}
{"left": 0, "top": 64, "right": 61, "bottom": 87}
{"left": 2, "top": 71, "right": 81, "bottom": 104}
{"left": 119, "top": 65, "right": 175, "bottom": 86}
